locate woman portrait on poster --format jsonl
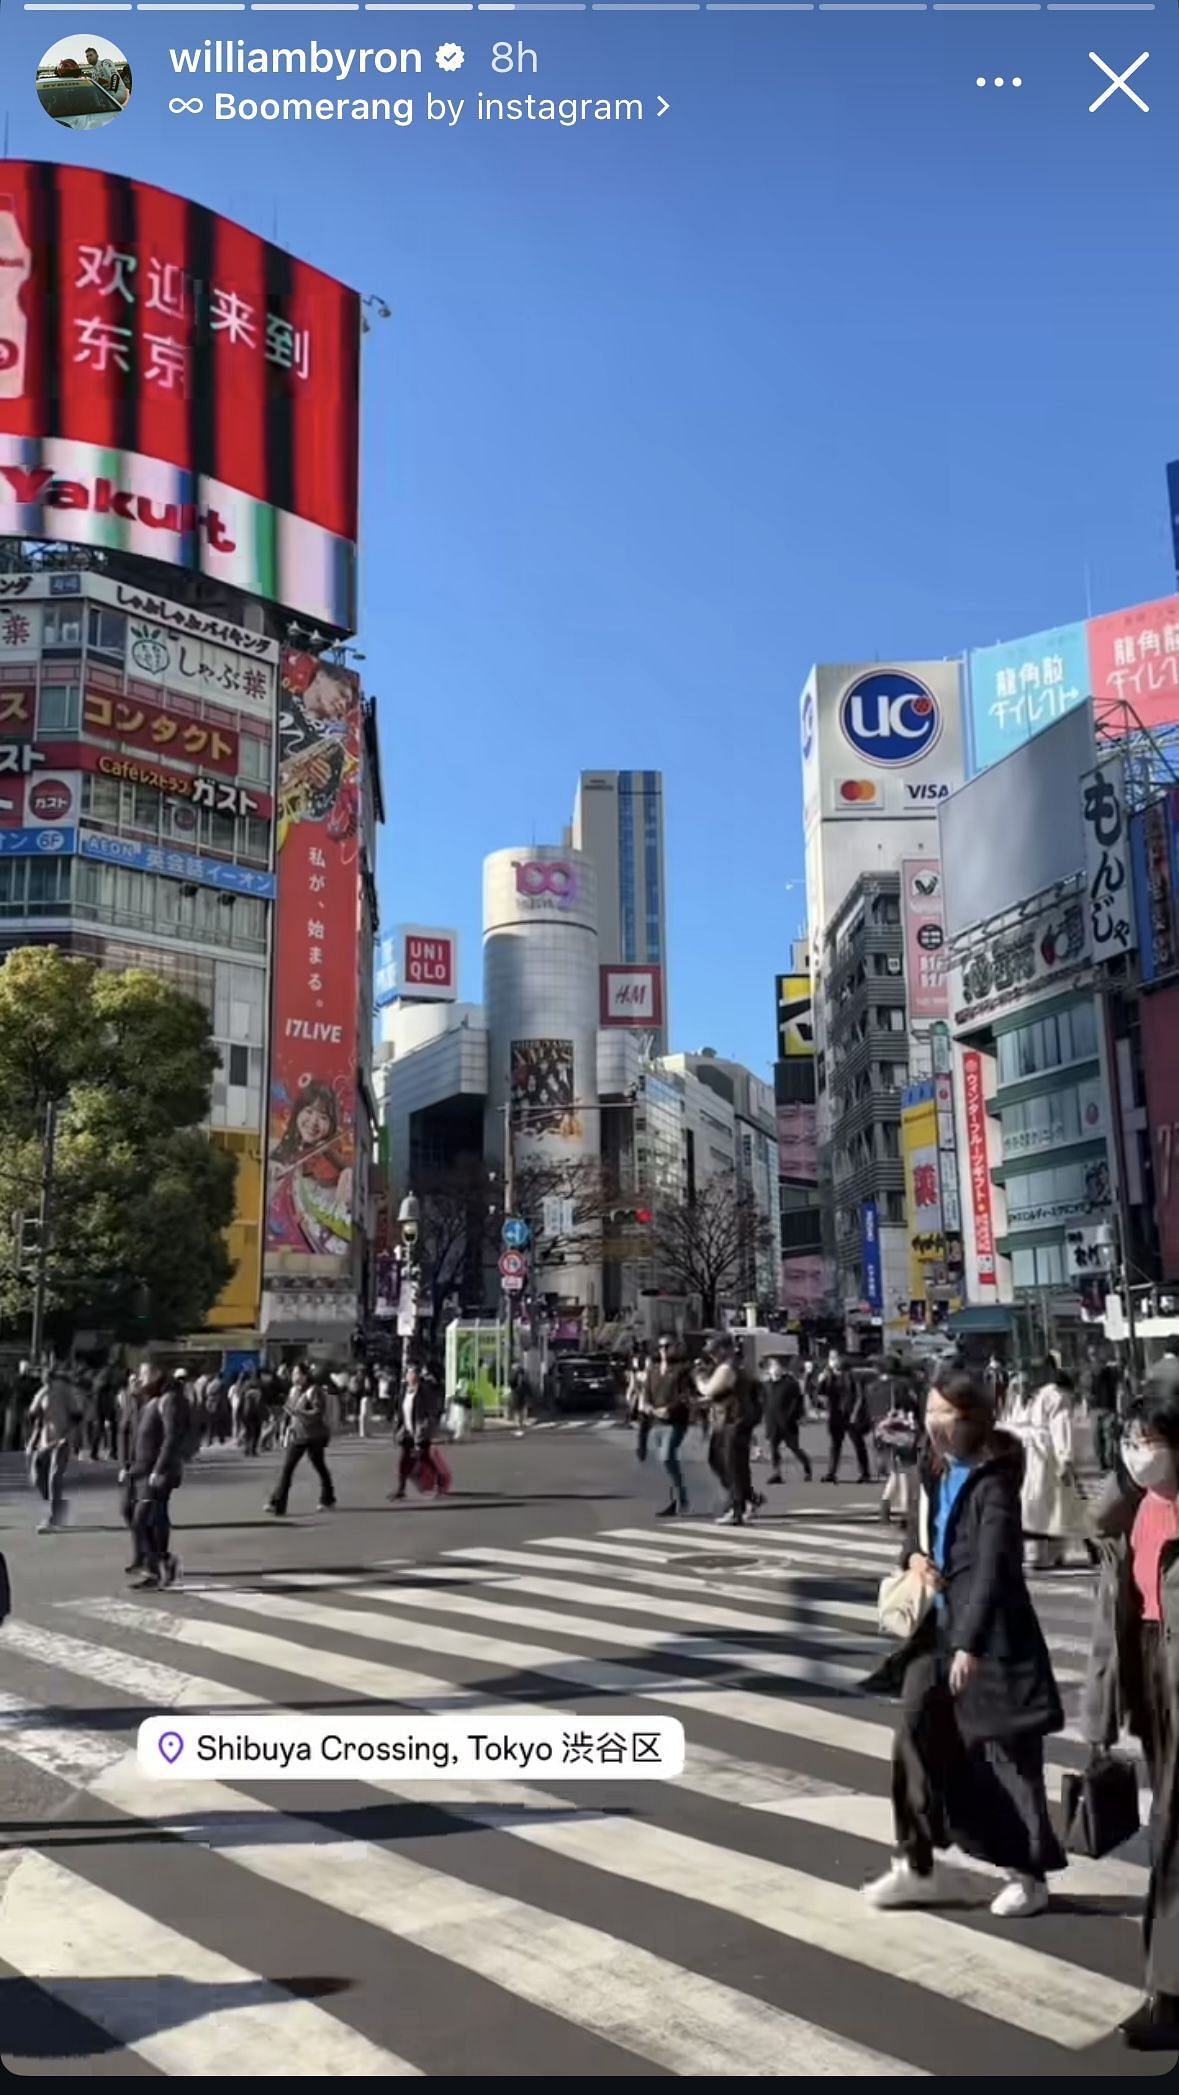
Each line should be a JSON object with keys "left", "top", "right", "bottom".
{"left": 268, "top": 1079, "right": 354, "bottom": 1256}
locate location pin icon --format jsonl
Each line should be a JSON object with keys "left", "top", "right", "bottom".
{"left": 158, "top": 1731, "right": 184, "bottom": 1766}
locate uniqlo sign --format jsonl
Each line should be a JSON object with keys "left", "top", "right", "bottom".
{"left": 403, "top": 931, "right": 456, "bottom": 997}
{"left": 600, "top": 965, "right": 664, "bottom": 1028}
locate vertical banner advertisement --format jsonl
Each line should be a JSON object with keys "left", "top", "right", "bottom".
{"left": 860, "top": 1200, "right": 883, "bottom": 1314}
{"left": 901, "top": 1081, "right": 944, "bottom": 1303}
{"left": 265, "top": 650, "right": 362, "bottom": 1259}
{"left": 962, "top": 1049, "right": 996, "bottom": 1287}
{"left": 901, "top": 860, "right": 948, "bottom": 1022}
{"left": 775, "top": 973, "right": 814, "bottom": 1059}
{"left": 1081, "top": 756, "right": 1136, "bottom": 962}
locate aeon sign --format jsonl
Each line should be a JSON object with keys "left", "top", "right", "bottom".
{"left": 839, "top": 670, "right": 942, "bottom": 769}
{"left": 514, "top": 860, "right": 579, "bottom": 903}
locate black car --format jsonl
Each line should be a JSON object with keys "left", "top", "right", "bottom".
{"left": 549, "top": 1355, "right": 619, "bottom": 1415}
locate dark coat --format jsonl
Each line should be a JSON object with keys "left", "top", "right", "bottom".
{"left": 762, "top": 1372, "right": 804, "bottom": 1436}
{"left": 646, "top": 1363, "right": 693, "bottom": 1429}
{"left": 869, "top": 1431, "right": 1064, "bottom": 1746}
{"left": 285, "top": 1385, "right": 329, "bottom": 1445}
{"left": 130, "top": 1388, "right": 189, "bottom": 1482}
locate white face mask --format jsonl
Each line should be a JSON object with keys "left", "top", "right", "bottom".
{"left": 1123, "top": 1441, "right": 1177, "bottom": 1493}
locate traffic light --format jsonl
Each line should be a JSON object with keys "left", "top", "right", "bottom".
{"left": 609, "top": 1207, "right": 652, "bottom": 1226}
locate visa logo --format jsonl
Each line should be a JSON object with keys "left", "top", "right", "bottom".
{"left": 906, "top": 783, "right": 949, "bottom": 803}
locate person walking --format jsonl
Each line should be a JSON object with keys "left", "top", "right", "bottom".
{"left": 863, "top": 1369, "right": 1065, "bottom": 1919}
{"left": 1082, "top": 1377, "right": 1179, "bottom": 2049}
{"left": 265, "top": 1370, "right": 336, "bottom": 1516}
{"left": 696, "top": 1336, "right": 763, "bottom": 1526}
{"left": 116, "top": 1368, "right": 148, "bottom": 1570}
{"left": 646, "top": 1338, "right": 694, "bottom": 1518}
{"left": 392, "top": 1362, "right": 445, "bottom": 1499}
{"left": 508, "top": 1361, "right": 528, "bottom": 1438}
{"left": 128, "top": 1369, "right": 191, "bottom": 1588}
{"left": 1090, "top": 1353, "right": 1124, "bottom": 1475}
{"left": 762, "top": 1357, "right": 812, "bottom": 1485}
{"left": 820, "top": 1350, "right": 872, "bottom": 1484}
{"left": 873, "top": 1354, "right": 922, "bottom": 1524}
{"left": 1015, "top": 1362, "right": 1091, "bottom": 1569}
{"left": 26, "top": 1366, "right": 80, "bottom": 1533}
{"left": 236, "top": 1369, "right": 264, "bottom": 1457}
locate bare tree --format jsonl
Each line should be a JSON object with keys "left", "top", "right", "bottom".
{"left": 416, "top": 1163, "right": 498, "bottom": 1335}
{"left": 511, "top": 1153, "right": 615, "bottom": 1271}
{"left": 652, "top": 1175, "right": 775, "bottom": 1327}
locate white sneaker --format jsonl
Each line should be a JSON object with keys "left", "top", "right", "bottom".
{"left": 862, "top": 1858, "right": 948, "bottom": 1909}
{"left": 990, "top": 1875, "right": 1048, "bottom": 1919}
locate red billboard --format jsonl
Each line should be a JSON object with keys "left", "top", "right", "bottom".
{"left": 265, "top": 651, "right": 362, "bottom": 1262}
{"left": 0, "top": 163, "right": 359, "bottom": 631}
{"left": 1088, "top": 594, "right": 1179, "bottom": 731}
{"left": 963, "top": 1049, "right": 997, "bottom": 1286}
{"left": 1141, "top": 985, "right": 1179, "bottom": 1281}
{"left": 83, "top": 688, "right": 239, "bottom": 775}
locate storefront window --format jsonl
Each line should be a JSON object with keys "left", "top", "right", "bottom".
{"left": 82, "top": 776, "right": 121, "bottom": 827}
{"left": 43, "top": 604, "right": 85, "bottom": 649}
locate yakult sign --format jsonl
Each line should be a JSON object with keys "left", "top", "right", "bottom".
{"left": 375, "top": 926, "right": 458, "bottom": 1008}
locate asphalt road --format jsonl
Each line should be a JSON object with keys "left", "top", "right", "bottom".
{"left": 0, "top": 1417, "right": 1170, "bottom": 2078}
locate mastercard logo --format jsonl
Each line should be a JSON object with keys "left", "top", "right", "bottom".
{"left": 838, "top": 778, "right": 882, "bottom": 806}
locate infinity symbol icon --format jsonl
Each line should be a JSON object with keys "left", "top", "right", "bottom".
{"left": 169, "top": 96, "right": 204, "bottom": 114}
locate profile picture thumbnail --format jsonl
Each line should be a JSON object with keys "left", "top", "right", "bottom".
{"left": 36, "top": 34, "right": 132, "bottom": 132}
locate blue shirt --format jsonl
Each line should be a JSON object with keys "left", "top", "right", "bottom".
{"left": 932, "top": 1458, "right": 973, "bottom": 1609}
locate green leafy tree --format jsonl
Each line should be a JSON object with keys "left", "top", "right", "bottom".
{"left": 0, "top": 948, "right": 237, "bottom": 1344}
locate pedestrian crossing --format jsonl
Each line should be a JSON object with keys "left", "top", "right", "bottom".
{"left": 0, "top": 1505, "right": 1161, "bottom": 2077}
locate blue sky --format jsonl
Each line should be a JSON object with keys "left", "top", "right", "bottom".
{"left": 6, "top": 5, "right": 1179, "bottom": 1072}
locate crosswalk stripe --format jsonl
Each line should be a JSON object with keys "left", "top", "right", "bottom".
{"left": 0, "top": 1634, "right": 1138, "bottom": 2054}
{"left": 114, "top": 1581, "right": 1126, "bottom": 1800}
{"left": 0, "top": 1705, "right": 920, "bottom": 2078}
{"left": 0, "top": 1848, "right": 421, "bottom": 2076}
{"left": 449, "top": 1542, "right": 884, "bottom": 1626}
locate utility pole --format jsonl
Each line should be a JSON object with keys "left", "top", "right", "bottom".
{"left": 501, "top": 1101, "right": 516, "bottom": 1378}
{"left": 29, "top": 1096, "right": 57, "bottom": 1372}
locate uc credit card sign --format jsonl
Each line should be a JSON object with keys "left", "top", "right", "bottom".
{"left": 967, "top": 623, "right": 1090, "bottom": 775}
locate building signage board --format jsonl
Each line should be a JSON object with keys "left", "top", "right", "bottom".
{"left": 265, "top": 651, "right": 363, "bottom": 1262}
{"left": 1140, "top": 985, "right": 1179, "bottom": 1281}
{"left": 600, "top": 963, "right": 664, "bottom": 1029}
{"left": 83, "top": 688, "right": 239, "bottom": 777}
{"left": 933, "top": 1070, "right": 961, "bottom": 1233}
{"left": 966, "top": 623, "right": 1089, "bottom": 777}
{"left": 376, "top": 926, "right": 459, "bottom": 1008}
{"left": 0, "top": 161, "right": 359, "bottom": 630}
{"left": 901, "top": 859, "right": 948, "bottom": 1022}
{"left": 963, "top": 1050, "right": 996, "bottom": 1286}
{"left": 0, "top": 602, "right": 43, "bottom": 661}
{"left": 0, "top": 825, "right": 74, "bottom": 857}
{"left": 954, "top": 896, "right": 1090, "bottom": 1026}
{"left": 1130, "top": 794, "right": 1179, "bottom": 986}
{"left": 1081, "top": 755, "right": 1136, "bottom": 962}
{"left": 78, "top": 828, "right": 275, "bottom": 897}
{"left": 125, "top": 618, "right": 275, "bottom": 717}
{"left": 860, "top": 1200, "right": 883, "bottom": 1314}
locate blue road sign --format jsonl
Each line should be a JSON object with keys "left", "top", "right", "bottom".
{"left": 502, "top": 1217, "right": 530, "bottom": 1251}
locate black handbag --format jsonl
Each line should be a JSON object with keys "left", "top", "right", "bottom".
{"left": 1061, "top": 1751, "right": 1141, "bottom": 1859}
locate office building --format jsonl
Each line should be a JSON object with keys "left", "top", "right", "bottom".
{"left": 570, "top": 770, "right": 668, "bottom": 1051}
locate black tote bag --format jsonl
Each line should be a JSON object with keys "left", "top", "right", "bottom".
{"left": 1061, "top": 1752, "right": 1141, "bottom": 1859}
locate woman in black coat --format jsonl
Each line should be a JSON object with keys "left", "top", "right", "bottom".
{"left": 864, "top": 1369, "right": 1065, "bottom": 1918}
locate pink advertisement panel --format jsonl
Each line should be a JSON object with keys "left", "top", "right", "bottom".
{"left": 1088, "top": 595, "right": 1179, "bottom": 730}
{"left": 902, "top": 858, "right": 948, "bottom": 1022}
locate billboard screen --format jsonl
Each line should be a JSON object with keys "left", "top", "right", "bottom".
{"left": 1141, "top": 985, "right": 1179, "bottom": 1281}
{"left": 265, "top": 650, "right": 362, "bottom": 1261}
{"left": 941, "top": 702, "right": 1095, "bottom": 941}
{"left": 1088, "top": 594, "right": 1179, "bottom": 727}
{"left": 777, "top": 1101, "right": 818, "bottom": 1182}
{"left": 775, "top": 973, "right": 814, "bottom": 1058}
{"left": 0, "top": 162, "right": 359, "bottom": 631}
{"left": 967, "top": 623, "right": 1089, "bottom": 776}
{"left": 510, "top": 1039, "right": 581, "bottom": 1142}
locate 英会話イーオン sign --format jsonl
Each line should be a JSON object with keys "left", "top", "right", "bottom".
{"left": 0, "top": 163, "right": 360, "bottom": 632}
